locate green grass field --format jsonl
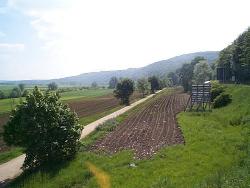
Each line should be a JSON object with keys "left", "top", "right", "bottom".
{"left": 0, "top": 98, "right": 24, "bottom": 115}
{"left": 60, "top": 88, "right": 113, "bottom": 101}
{"left": 0, "top": 85, "right": 16, "bottom": 96}
{"left": 7, "top": 85, "right": 250, "bottom": 188}
{"left": 0, "top": 84, "right": 48, "bottom": 97}
{"left": 0, "top": 88, "right": 113, "bottom": 115}
{"left": 0, "top": 148, "right": 24, "bottom": 164}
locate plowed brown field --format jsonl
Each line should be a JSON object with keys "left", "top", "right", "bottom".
{"left": 92, "top": 92, "right": 189, "bottom": 158}
{"left": 0, "top": 92, "right": 141, "bottom": 152}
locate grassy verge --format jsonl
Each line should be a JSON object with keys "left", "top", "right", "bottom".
{"left": 60, "top": 89, "right": 113, "bottom": 101}
{"left": 0, "top": 147, "right": 24, "bottom": 164}
{"left": 8, "top": 85, "right": 250, "bottom": 188}
{"left": 79, "top": 106, "right": 123, "bottom": 126}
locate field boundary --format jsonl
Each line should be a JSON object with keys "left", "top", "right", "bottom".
{"left": 0, "top": 90, "right": 162, "bottom": 183}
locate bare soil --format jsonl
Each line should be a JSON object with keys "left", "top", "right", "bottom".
{"left": 0, "top": 92, "right": 141, "bottom": 153}
{"left": 92, "top": 92, "right": 189, "bottom": 158}
{"left": 67, "top": 92, "right": 141, "bottom": 118}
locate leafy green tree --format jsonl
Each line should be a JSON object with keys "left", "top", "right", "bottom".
{"left": 10, "top": 87, "right": 21, "bottom": 98}
{"left": 148, "top": 76, "right": 160, "bottom": 93}
{"left": 178, "top": 63, "right": 193, "bottom": 92}
{"left": 210, "top": 61, "right": 218, "bottom": 80}
{"left": 109, "top": 77, "right": 118, "bottom": 89}
{"left": 114, "top": 79, "right": 134, "bottom": 105}
{"left": 217, "top": 27, "right": 250, "bottom": 82}
{"left": 193, "top": 60, "right": 212, "bottom": 84}
{"left": 91, "top": 81, "right": 98, "bottom": 88}
{"left": 137, "top": 78, "right": 150, "bottom": 97}
{"left": 22, "top": 89, "right": 29, "bottom": 97}
{"left": 178, "top": 56, "right": 206, "bottom": 92}
{"left": 159, "top": 77, "right": 171, "bottom": 89}
{"left": 18, "top": 84, "right": 25, "bottom": 94}
{"left": 167, "top": 72, "right": 179, "bottom": 86}
{"left": 0, "top": 90, "right": 5, "bottom": 99}
{"left": 3, "top": 87, "right": 83, "bottom": 170}
{"left": 48, "top": 82, "right": 58, "bottom": 91}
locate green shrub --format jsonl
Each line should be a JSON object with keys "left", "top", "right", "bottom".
{"left": 213, "top": 93, "right": 232, "bottom": 108}
{"left": 22, "top": 89, "right": 29, "bottom": 97}
{"left": 211, "top": 82, "right": 225, "bottom": 102}
{"left": 3, "top": 87, "right": 83, "bottom": 170}
{"left": 9, "top": 87, "right": 22, "bottom": 98}
{"left": 0, "top": 90, "right": 5, "bottom": 99}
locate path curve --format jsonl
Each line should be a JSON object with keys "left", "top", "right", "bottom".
{"left": 0, "top": 91, "right": 161, "bottom": 183}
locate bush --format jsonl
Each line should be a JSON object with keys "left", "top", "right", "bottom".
{"left": 22, "top": 89, "right": 29, "bottom": 97}
{"left": 3, "top": 87, "right": 83, "bottom": 170}
{"left": 9, "top": 87, "right": 21, "bottom": 98}
{"left": 213, "top": 93, "right": 232, "bottom": 108}
{"left": 0, "top": 90, "right": 5, "bottom": 99}
{"left": 211, "top": 82, "right": 225, "bottom": 102}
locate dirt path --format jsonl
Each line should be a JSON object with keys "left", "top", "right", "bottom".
{"left": 0, "top": 91, "right": 160, "bottom": 183}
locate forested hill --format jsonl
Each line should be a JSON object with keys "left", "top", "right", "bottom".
{"left": 1, "top": 51, "right": 218, "bottom": 86}
{"left": 52, "top": 51, "right": 218, "bottom": 85}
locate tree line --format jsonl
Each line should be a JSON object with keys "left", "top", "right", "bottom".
{"left": 216, "top": 27, "right": 250, "bottom": 82}
{"left": 0, "top": 82, "right": 59, "bottom": 100}
{"left": 110, "top": 75, "right": 172, "bottom": 105}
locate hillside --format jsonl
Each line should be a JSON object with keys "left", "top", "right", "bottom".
{"left": 1, "top": 51, "right": 218, "bottom": 86}
{"left": 54, "top": 51, "right": 218, "bottom": 85}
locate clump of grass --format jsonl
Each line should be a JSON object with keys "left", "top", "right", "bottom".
{"left": 150, "top": 177, "right": 175, "bottom": 188}
{"left": 0, "top": 147, "right": 23, "bottom": 164}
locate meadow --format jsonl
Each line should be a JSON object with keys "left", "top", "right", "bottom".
{"left": 7, "top": 85, "right": 250, "bottom": 187}
{"left": 60, "top": 88, "right": 113, "bottom": 101}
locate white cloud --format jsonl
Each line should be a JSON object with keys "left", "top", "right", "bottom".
{"left": 4, "top": 0, "right": 250, "bottom": 79}
{"left": 0, "top": 43, "right": 25, "bottom": 53}
{"left": 7, "top": 0, "right": 67, "bottom": 11}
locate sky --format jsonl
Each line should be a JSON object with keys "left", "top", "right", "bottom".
{"left": 0, "top": 0, "right": 250, "bottom": 80}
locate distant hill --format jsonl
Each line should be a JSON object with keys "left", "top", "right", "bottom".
{"left": 1, "top": 51, "right": 219, "bottom": 86}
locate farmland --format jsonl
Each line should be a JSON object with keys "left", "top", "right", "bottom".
{"left": 7, "top": 85, "right": 250, "bottom": 188}
{"left": 0, "top": 88, "right": 142, "bottom": 163}
{"left": 92, "top": 91, "right": 189, "bottom": 158}
{"left": 0, "top": 88, "right": 114, "bottom": 115}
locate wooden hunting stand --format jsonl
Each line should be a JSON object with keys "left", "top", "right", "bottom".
{"left": 186, "top": 84, "right": 211, "bottom": 111}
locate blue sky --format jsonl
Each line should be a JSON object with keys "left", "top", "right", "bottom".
{"left": 1, "top": 0, "right": 250, "bottom": 80}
